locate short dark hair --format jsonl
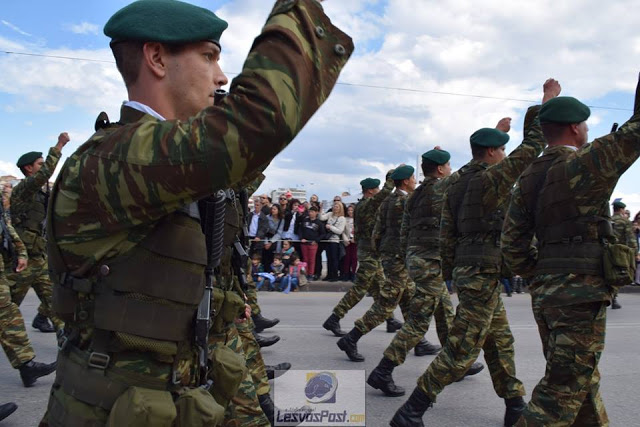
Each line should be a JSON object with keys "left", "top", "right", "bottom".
{"left": 470, "top": 143, "right": 489, "bottom": 159}
{"left": 541, "top": 122, "right": 570, "bottom": 143}
{"left": 309, "top": 206, "right": 318, "bottom": 212}
{"left": 393, "top": 179, "right": 405, "bottom": 188}
{"left": 421, "top": 159, "right": 439, "bottom": 176}
{"left": 111, "top": 41, "right": 187, "bottom": 88}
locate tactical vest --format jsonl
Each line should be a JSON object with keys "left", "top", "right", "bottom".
{"left": 379, "top": 192, "right": 405, "bottom": 254}
{"left": 12, "top": 187, "right": 47, "bottom": 254}
{"left": 406, "top": 179, "right": 440, "bottom": 256}
{"left": 447, "top": 163, "right": 504, "bottom": 267}
{"left": 520, "top": 150, "right": 610, "bottom": 276}
{"left": 354, "top": 200, "right": 372, "bottom": 252}
{"left": 46, "top": 121, "right": 210, "bottom": 410}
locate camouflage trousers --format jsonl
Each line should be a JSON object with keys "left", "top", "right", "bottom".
{"left": 6, "top": 254, "right": 64, "bottom": 330}
{"left": 237, "top": 317, "right": 270, "bottom": 396}
{"left": 417, "top": 268, "right": 525, "bottom": 402}
{"left": 354, "top": 254, "right": 415, "bottom": 335}
{"left": 332, "top": 254, "right": 382, "bottom": 319}
{"left": 209, "top": 323, "right": 270, "bottom": 427}
{"left": 245, "top": 260, "right": 261, "bottom": 317}
{"left": 384, "top": 258, "right": 454, "bottom": 365}
{"left": 516, "top": 300, "right": 608, "bottom": 427}
{"left": 0, "top": 272, "right": 35, "bottom": 368}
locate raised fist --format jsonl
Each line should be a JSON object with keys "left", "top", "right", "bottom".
{"left": 496, "top": 117, "right": 512, "bottom": 133}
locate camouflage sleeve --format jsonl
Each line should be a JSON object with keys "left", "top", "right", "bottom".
{"left": 7, "top": 222, "right": 27, "bottom": 260}
{"left": 244, "top": 173, "right": 266, "bottom": 195}
{"left": 77, "top": 0, "right": 353, "bottom": 229}
{"left": 399, "top": 195, "right": 412, "bottom": 252}
{"left": 435, "top": 170, "right": 460, "bottom": 194}
{"left": 371, "top": 174, "right": 394, "bottom": 208}
{"left": 568, "top": 113, "right": 640, "bottom": 196}
{"left": 11, "top": 147, "right": 60, "bottom": 202}
{"left": 483, "top": 107, "right": 546, "bottom": 206}
{"left": 440, "top": 191, "right": 455, "bottom": 280}
{"left": 372, "top": 201, "right": 386, "bottom": 252}
{"left": 627, "top": 220, "right": 639, "bottom": 251}
{"left": 501, "top": 183, "right": 537, "bottom": 277}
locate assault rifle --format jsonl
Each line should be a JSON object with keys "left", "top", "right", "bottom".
{"left": 196, "top": 190, "right": 226, "bottom": 387}
{"left": 232, "top": 189, "right": 251, "bottom": 294}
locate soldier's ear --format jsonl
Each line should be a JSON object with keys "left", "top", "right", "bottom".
{"left": 142, "top": 42, "right": 168, "bottom": 79}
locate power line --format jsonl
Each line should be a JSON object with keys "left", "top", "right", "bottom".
{"left": 1, "top": 50, "right": 633, "bottom": 112}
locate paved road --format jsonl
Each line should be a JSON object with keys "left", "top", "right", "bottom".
{"left": 2, "top": 290, "right": 639, "bottom": 426}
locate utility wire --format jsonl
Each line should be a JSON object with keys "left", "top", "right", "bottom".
{"left": 1, "top": 50, "right": 633, "bottom": 112}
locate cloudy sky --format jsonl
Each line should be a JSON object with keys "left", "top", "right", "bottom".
{"left": 1, "top": 0, "right": 639, "bottom": 214}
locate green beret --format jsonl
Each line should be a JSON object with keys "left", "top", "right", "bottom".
{"left": 612, "top": 199, "right": 626, "bottom": 209}
{"left": 105, "top": 0, "right": 228, "bottom": 46}
{"left": 470, "top": 128, "right": 509, "bottom": 147}
{"left": 360, "top": 178, "right": 380, "bottom": 190}
{"left": 17, "top": 152, "right": 42, "bottom": 168}
{"left": 421, "top": 149, "right": 450, "bottom": 165}
{"left": 390, "top": 165, "right": 414, "bottom": 181}
{"left": 539, "top": 96, "right": 590, "bottom": 124}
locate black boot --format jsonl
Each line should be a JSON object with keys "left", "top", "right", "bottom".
{"left": 455, "top": 362, "right": 485, "bottom": 382}
{"left": 322, "top": 313, "right": 347, "bottom": 337}
{"left": 367, "top": 357, "right": 405, "bottom": 396}
{"left": 386, "top": 317, "right": 403, "bottom": 333}
{"left": 258, "top": 393, "right": 275, "bottom": 425}
{"left": 253, "top": 331, "right": 280, "bottom": 348}
{"left": 414, "top": 338, "right": 441, "bottom": 356}
{"left": 266, "top": 362, "right": 292, "bottom": 380}
{"left": 0, "top": 402, "right": 17, "bottom": 422}
{"left": 611, "top": 297, "right": 621, "bottom": 309}
{"left": 19, "top": 359, "right": 57, "bottom": 387}
{"left": 389, "top": 387, "right": 432, "bottom": 427}
{"left": 32, "top": 313, "right": 55, "bottom": 333}
{"left": 504, "top": 396, "right": 526, "bottom": 427}
{"left": 253, "top": 313, "right": 280, "bottom": 333}
{"left": 337, "top": 328, "right": 365, "bottom": 362}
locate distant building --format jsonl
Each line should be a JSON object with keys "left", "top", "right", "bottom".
{"left": 270, "top": 187, "right": 307, "bottom": 203}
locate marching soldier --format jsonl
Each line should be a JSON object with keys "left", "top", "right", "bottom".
{"left": 391, "top": 79, "right": 556, "bottom": 427}
{"left": 609, "top": 199, "right": 638, "bottom": 309}
{"left": 40, "top": 0, "right": 352, "bottom": 425}
{"left": 367, "top": 148, "right": 484, "bottom": 397}
{"left": 1, "top": 207, "right": 57, "bottom": 387}
{"left": 337, "top": 165, "right": 439, "bottom": 362}
{"left": 502, "top": 79, "right": 640, "bottom": 426}
{"left": 9, "top": 134, "right": 69, "bottom": 333}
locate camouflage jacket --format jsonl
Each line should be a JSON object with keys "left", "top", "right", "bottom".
{"left": 0, "top": 219, "right": 28, "bottom": 272}
{"left": 10, "top": 147, "right": 60, "bottom": 237}
{"left": 354, "top": 176, "right": 393, "bottom": 255}
{"left": 612, "top": 213, "right": 638, "bottom": 251}
{"left": 502, "top": 111, "right": 640, "bottom": 307}
{"left": 373, "top": 189, "right": 410, "bottom": 257}
{"left": 400, "top": 172, "right": 460, "bottom": 260}
{"left": 441, "top": 106, "right": 545, "bottom": 280}
{"left": 50, "top": 0, "right": 352, "bottom": 278}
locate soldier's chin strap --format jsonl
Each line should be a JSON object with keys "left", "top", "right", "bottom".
{"left": 195, "top": 190, "right": 226, "bottom": 386}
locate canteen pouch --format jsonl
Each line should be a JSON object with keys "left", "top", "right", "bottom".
{"left": 209, "top": 345, "right": 247, "bottom": 409}
{"left": 603, "top": 243, "right": 636, "bottom": 289}
{"left": 107, "top": 387, "right": 176, "bottom": 427}
{"left": 174, "top": 387, "right": 225, "bottom": 427}
{"left": 221, "top": 290, "right": 245, "bottom": 322}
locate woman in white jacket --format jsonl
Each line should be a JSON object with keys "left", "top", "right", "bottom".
{"left": 321, "top": 201, "right": 346, "bottom": 281}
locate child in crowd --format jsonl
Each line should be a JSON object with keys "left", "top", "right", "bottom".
{"left": 251, "top": 254, "right": 266, "bottom": 290}
{"left": 281, "top": 239, "right": 296, "bottom": 267}
{"left": 281, "top": 254, "right": 307, "bottom": 293}
{"left": 270, "top": 255, "right": 286, "bottom": 291}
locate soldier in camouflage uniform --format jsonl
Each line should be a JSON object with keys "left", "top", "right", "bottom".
{"left": 40, "top": 0, "right": 352, "bottom": 425}
{"left": 502, "top": 82, "right": 640, "bottom": 426}
{"left": 609, "top": 199, "right": 637, "bottom": 309}
{"left": 391, "top": 79, "right": 557, "bottom": 427}
{"left": 337, "top": 165, "right": 419, "bottom": 362}
{"left": 321, "top": 174, "right": 393, "bottom": 337}
{"left": 368, "top": 148, "right": 484, "bottom": 397}
{"left": 1, "top": 213, "right": 57, "bottom": 386}
{"left": 8, "top": 135, "right": 70, "bottom": 334}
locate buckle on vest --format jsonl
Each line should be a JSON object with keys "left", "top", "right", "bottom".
{"left": 87, "top": 352, "right": 110, "bottom": 370}
{"left": 172, "top": 370, "right": 182, "bottom": 385}
{"left": 572, "top": 236, "right": 583, "bottom": 244}
{"left": 57, "top": 335, "right": 69, "bottom": 352}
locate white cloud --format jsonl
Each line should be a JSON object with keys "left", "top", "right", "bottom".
{"left": 67, "top": 22, "right": 100, "bottom": 35}
{"left": 1, "top": 20, "right": 31, "bottom": 37}
{"left": 0, "top": 160, "right": 20, "bottom": 178}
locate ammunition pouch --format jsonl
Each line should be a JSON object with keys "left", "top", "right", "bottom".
{"left": 174, "top": 387, "right": 225, "bottom": 427}
{"left": 17, "top": 228, "right": 46, "bottom": 255}
{"left": 211, "top": 290, "right": 245, "bottom": 333}
{"left": 208, "top": 345, "right": 247, "bottom": 409}
{"left": 536, "top": 240, "right": 604, "bottom": 276}
{"left": 108, "top": 387, "right": 176, "bottom": 427}
{"left": 603, "top": 243, "right": 636, "bottom": 289}
{"left": 454, "top": 241, "right": 502, "bottom": 268}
